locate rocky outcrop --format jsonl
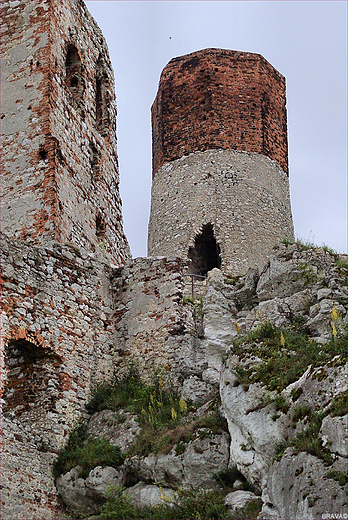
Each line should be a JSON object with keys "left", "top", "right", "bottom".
{"left": 259, "top": 449, "right": 347, "bottom": 520}
{"left": 55, "top": 243, "right": 347, "bottom": 519}
{"left": 128, "top": 428, "right": 230, "bottom": 490}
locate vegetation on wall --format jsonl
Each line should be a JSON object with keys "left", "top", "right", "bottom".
{"left": 229, "top": 321, "right": 347, "bottom": 393}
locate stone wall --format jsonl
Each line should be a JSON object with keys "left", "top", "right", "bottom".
{"left": 112, "top": 256, "right": 202, "bottom": 387}
{"left": 151, "top": 49, "right": 288, "bottom": 177}
{"left": 0, "top": 0, "right": 130, "bottom": 266}
{"left": 148, "top": 48, "right": 293, "bottom": 275}
{"left": 148, "top": 149, "right": 294, "bottom": 275}
{"left": 0, "top": 235, "right": 118, "bottom": 519}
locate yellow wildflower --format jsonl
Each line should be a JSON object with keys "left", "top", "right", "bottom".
{"left": 234, "top": 321, "right": 241, "bottom": 335}
{"left": 280, "top": 332, "right": 285, "bottom": 347}
{"left": 179, "top": 397, "right": 187, "bottom": 414}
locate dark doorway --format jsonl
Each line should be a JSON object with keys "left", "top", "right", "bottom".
{"left": 188, "top": 223, "right": 221, "bottom": 276}
{"left": 3, "top": 339, "right": 61, "bottom": 417}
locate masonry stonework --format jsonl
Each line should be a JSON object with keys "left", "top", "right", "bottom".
{"left": 1, "top": 0, "right": 130, "bottom": 266}
{"left": 0, "top": 236, "right": 118, "bottom": 519}
{"left": 1, "top": 3, "right": 301, "bottom": 519}
{"left": 148, "top": 49, "right": 294, "bottom": 275}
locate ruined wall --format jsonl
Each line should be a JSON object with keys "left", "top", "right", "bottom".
{"left": 148, "top": 49, "right": 294, "bottom": 275}
{"left": 0, "top": 0, "right": 130, "bottom": 266}
{"left": 112, "top": 257, "right": 194, "bottom": 383}
{"left": 0, "top": 236, "right": 118, "bottom": 519}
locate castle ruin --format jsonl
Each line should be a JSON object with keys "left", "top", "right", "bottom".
{"left": 148, "top": 49, "right": 294, "bottom": 275}
{"left": 1, "top": 1, "right": 297, "bottom": 518}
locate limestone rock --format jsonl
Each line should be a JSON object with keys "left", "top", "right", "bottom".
{"left": 124, "top": 482, "right": 177, "bottom": 508}
{"left": 224, "top": 490, "right": 259, "bottom": 512}
{"left": 203, "top": 268, "right": 238, "bottom": 347}
{"left": 130, "top": 429, "right": 230, "bottom": 490}
{"left": 87, "top": 409, "right": 141, "bottom": 454}
{"left": 181, "top": 375, "right": 218, "bottom": 405}
{"left": 320, "top": 415, "right": 348, "bottom": 458}
{"left": 256, "top": 256, "right": 305, "bottom": 303}
{"left": 306, "top": 300, "right": 346, "bottom": 342}
{"left": 220, "top": 367, "right": 286, "bottom": 490}
{"left": 259, "top": 448, "right": 348, "bottom": 520}
{"left": 232, "top": 267, "right": 259, "bottom": 310}
{"left": 56, "top": 465, "right": 126, "bottom": 516}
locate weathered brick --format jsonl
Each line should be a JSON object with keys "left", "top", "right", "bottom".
{"left": 152, "top": 48, "right": 288, "bottom": 177}
{"left": 0, "top": 0, "right": 130, "bottom": 266}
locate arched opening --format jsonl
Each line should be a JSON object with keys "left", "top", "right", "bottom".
{"left": 2, "top": 338, "right": 61, "bottom": 418}
{"left": 65, "top": 44, "right": 84, "bottom": 107}
{"left": 188, "top": 223, "right": 221, "bottom": 276}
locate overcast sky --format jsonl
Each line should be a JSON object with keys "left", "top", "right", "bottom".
{"left": 85, "top": 0, "right": 347, "bottom": 257}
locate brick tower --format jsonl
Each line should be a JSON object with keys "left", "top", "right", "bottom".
{"left": 1, "top": 0, "right": 130, "bottom": 266}
{"left": 148, "top": 48, "right": 294, "bottom": 275}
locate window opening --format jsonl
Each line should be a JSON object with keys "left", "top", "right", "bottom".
{"left": 65, "top": 44, "right": 84, "bottom": 107}
{"left": 188, "top": 223, "right": 221, "bottom": 276}
{"left": 96, "top": 213, "right": 106, "bottom": 241}
{"left": 95, "top": 55, "right": 110, "bottom": 135}
{"left": 90, "top": 142, "right": 101, "bottom": 181}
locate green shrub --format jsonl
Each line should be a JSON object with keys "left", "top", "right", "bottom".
{"left": 330, "top": 391, "right": 347, "bottom": 417}
{"left": 298, "top": 262, "right": 318, "bottom": 285}
{"left": 326, "top": 470, "right": 347, "bottom": 486}
{"left": 87, "top": 365, "right": 227, "bottom": 459}
{"left": 292, "top": 404, "right": 311, "bottom": 423}
{"left": 274, "top": 395, "right": 290, "bottom": 413}
{"left": 53, "top": 428, "right": 124, "bottom": 478}
{"left": 275, "top": 410, "right": 332, "bottom": 465}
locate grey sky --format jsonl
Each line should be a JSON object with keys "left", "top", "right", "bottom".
{"left": 85, "top": 0, "right": 347, "bottom": 258}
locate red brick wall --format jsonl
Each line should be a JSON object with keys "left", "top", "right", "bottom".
{"left": 152, "top": 48, "right": 288, "bottom": 177}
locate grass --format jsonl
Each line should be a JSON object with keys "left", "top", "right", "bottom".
{"left": 298, "top": 262, "right": 318, "bottom": 285}
{"left": 100, "top": 488, "right": 228, "bottom": 520}
{"left": 100, "top": 488, "right": 262, "bottom": 520}
{"left": 326, "top": 470, "right": 347, "bottom": 486}
{"left": 275, "top": 410, "right": 332, "bottom": 465}
{"left": 275, "top": 391, "right": 347, "bottom": 465}
{"left": 230, "top": 321, "right": 347, "bottom": 393}
{"left": 224, "top": 273, "right": 244, "bottom": 288}
{"left": 330, "top": 391, "right": 347, "bottom": 417}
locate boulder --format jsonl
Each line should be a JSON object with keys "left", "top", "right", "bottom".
{"left": 130, "top": 429, "right": 230, "bottom": 490}
{"left": 181, "top": 375, "right": 218, "bottom": 405}
{"left": 224, "top": 490, "right": 259, "bottom": 512}
{"left": 56, "top": 465, "right": 126, "bottom": 516}
{"left": 87, "top": 409, "right": 141, "bottom": 454}
{"left": 124, "top": 482, "right": 177, "bottom": 508}
{"left": 256, "top": 256, "right": 305, "bottom": 303}
{"left": 306, "top": 300, "right": 346, "bottom": 342}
